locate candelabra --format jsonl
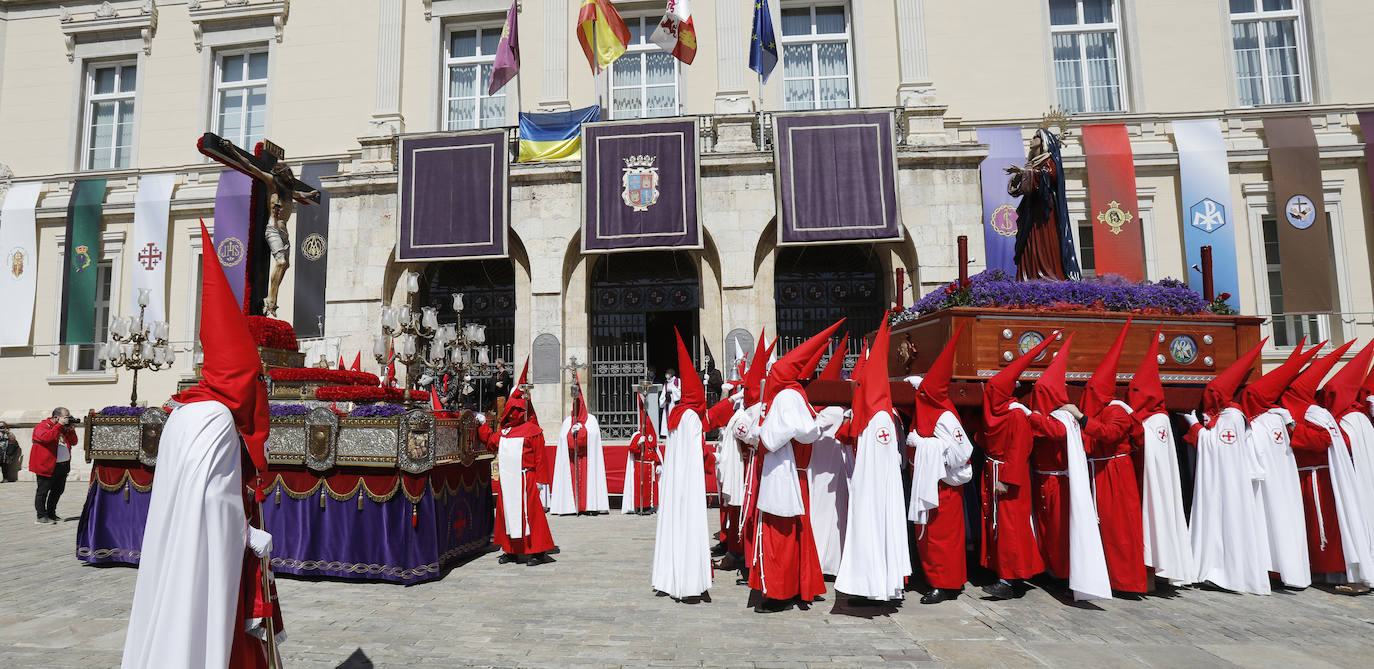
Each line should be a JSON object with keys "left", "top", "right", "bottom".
{"left": 375, "top": 270, "right": 493, "bottom": 400}
{"left": 98, "top": 289, "right": 175, "bottom": 407}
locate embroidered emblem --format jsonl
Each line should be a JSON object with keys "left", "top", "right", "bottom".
{"left": 991, "top": 204, "right": 1018, "bottom": 237}
{"left": 877, "top": 428, "right": 892, "bottom": 445}
{"left": 1018, "top": 331, "right": 1047, "bottom": 360}
{"left": 73, "top": 245, "right": 92, "bottom": 273}
{"left": 1157, "top": 427, "right": 1168, "bottom": 441}
{"left": 1285, "top": 194, "right": 1316, "bottom": 230}
{"left": 1273, "top": 429, "right": 1284, "bottom": 443}
{"left": 1170, "top": 335, "right": 1198, "bottom": 365}
{"left": 1096, "top": 200, "right": 1133, "bottom": 236}
{"left": 301, "top": 232, "right": 327, "bottom": 261}
{"left": 6, "top": 247, "right": 25, "bottom": 279}
{"left": 621, "top": 154, "right": 660, "bottom": 212}
{"left": 137, "top": 242, "right": 162, "bottom": 271}
{"left": 953, "top": 429, "right": 964, "bottom": 442}
{"left": 1190, "top": 198, "right": 1226, "bottom": 233}
{"left": 217, "top": 238, "right": 245, "bottom": 267}
{"left": 735, "top": 423, "right": 748, "bottom": 439}
{"left": 1220, "top": 429, "right": 1238, "bottom": 445}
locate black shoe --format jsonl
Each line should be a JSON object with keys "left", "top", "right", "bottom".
{"left": 753, "top": 598, "right": 789, "bottom": 614}
{"left": 981, "top": 580, "right": 1017, "bottom": 600}
{"left": 711, "top": 541, "right": 728, "bottom": 557}
{"left": 497, "top": 553, "right": 518, "bottom": 564}
{"left": 920, "top": 588, "right": 960, "bottom": 604}
{"left": 526, "top": 552, "right": 554, "bottom": 566}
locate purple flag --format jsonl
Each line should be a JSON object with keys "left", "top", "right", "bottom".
{"left": 977, "top": 126, "right": 1024, "bottom": 275}
{"left": 212, "top": 169, "right": 253, "bottom": 307}
{"left": 488, "top": 2, "right": 520, "bottom": 96}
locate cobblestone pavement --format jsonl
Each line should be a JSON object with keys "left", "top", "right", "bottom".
{"left": 3, "top": 484, "right": 1374, "bottom": 668}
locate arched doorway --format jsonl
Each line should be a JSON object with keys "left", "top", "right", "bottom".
{"left": 421, "top": 259, "right": 516, "bottom": 409}
{"left": 774, "top": 244, "right": 884, "bottom": 367}
{"left": 589, "top": 251, "right": 699, "bottom": 439}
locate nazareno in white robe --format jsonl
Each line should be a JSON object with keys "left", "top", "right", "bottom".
{"left": 1338, "top": 410, "right": 1374, "bottom": 555}
{"left": 1251, "top": 408, "right": 1311, "bottom": 587}
{"left": 122, "top": 401, "right": 272, "bottom": 669}
{"left": 808, "top": 406, "right": 853, "bottom": 576}
{"left": 834, "top": 410, "right": 911, "bottom": 600}
{"left": 550, "top": 414, "right": 610, "bottom": 515}
{"left": 1050, "top": 409, "right": 1113, "bottom": 601}
{"left": 716, "top": 406, "right": 751, "bottom": 509}
{"left": 1304, "top": 405, "right": 1374, "bottom": 585}
{"left": 1136, "top": 412, "right": 1196, "bottom": 585}
{"left": 1189, "top": 407, "right": 1270, "bottom": 594}
{"left": 651, "top": 410, "right": 712, "bottom": 599}
{"left": 757, "top": 388, "right": 822, "bottom": 517}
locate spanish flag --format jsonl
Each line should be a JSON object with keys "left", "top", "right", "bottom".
{"left": 518, "top": 105, "right": 601, "bottom": 162}
{"left": 577, "top": 0, "right": 631, "bottom": 74}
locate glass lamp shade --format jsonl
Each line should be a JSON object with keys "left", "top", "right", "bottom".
{"left": 406, "top": 271, "right": 421, "bottom": 294}
{"left": 137, "top": 288, "right": 152, "bottom": 308}
{"left": 421, "top": 307, "right": 439, "bottom": 332}
{"left": 475, "top": 324, "right": 487, "bottom": 344}
{"left": 453, "top": 293, "right": 464, "bottom": 312}
{"left": 397, "top": 305, "right": 412, "bottom": 325}
{"left": 166, "top": 346, "right": 177, "bottom": 365}
{"left": 478, "top": 346, "right": 489, "bottom": 365}
{"left": 121, "top": 342, "right": 135, "bottom": 359}
{"left": 140, "top": 342, "right": 155, "bottom": 360}
{"left": 154, "top": 321, "right": 170, "bottom": 342}
{"left": 373, "top": 334, "right": 389, "bottom": 358}
{"left": 96, "top": 343, "right": 109, "bottom": 362}
{"left": 441, "top": 324, "right": 457, "bottom": 343}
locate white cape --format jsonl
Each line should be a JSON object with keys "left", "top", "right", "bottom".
{"left": 757, "top": 389, "right": 821, "bottom": 517}
{"left": 1339, "top": 411, "right": 1374, "bottom": 553}
{"left": 620, "top": 448, "right": 637, "bottom": 514}
{"left": 122, "top": 401, "right": 250, "bottom": 669}
{"left": 1190, "top": 407, "right": 1270, "bottom": 594}
{"left": 1252, "top": 409, "right": 1311, "bottom": 587}
{"left": 1137, "top": 412, "right": 1196, "bottom": 585}
{"left": 497, "top": 434, "right": 530, "bottom": 538}
{"left": 1307, "top": 405, "right": 1374, "bottom": 585}
{"left": 808, "top": 406, "right": 853, "bottom": 576}
{"left": 834, "top": 411, "right": 910, "bottom": 600}
{"left": 1056, "top": 409, "right": 1112, "bottom": 601}
{"left": 550, "top": 415, "right": 610, "bottom": 515}
{"left": 651, "top": 411, "right": 712, "bottom": 598}
{"left": 907, "top": 411, "right": 971, "bottom": 524}
{"left": 717, "top": 408, "right": 752, "bottom": 507}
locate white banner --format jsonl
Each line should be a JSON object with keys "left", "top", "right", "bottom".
{"left": 0, "top": 182, "right": 42, "bottom": 347}
{"left": 131, "top": 174, "right": 175, "bottom": 324}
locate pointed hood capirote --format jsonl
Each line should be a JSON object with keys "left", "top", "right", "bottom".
{"left": 741, "top": 330, "right": 774, "bottom": 407}
{"left": 1082, "top": 319, "right": 1131, "bottom": 417}
{"left": 172, "top": 222, "right": 271, "bottom": 474}
{"left": 501, "top": 356, "right": 539, "bottom": 427}
{"left": 1203, "top": 338, "right": 1268, "bottom": 416}
{"left": 1031, "top": 333, "right": 1074, "bottom": 416}
{"left": 1127, "top": 330, "right": 1166, "bottom": 418}
{"left": 1361, "top": 349, "right": 1374, "bottom": 409}
{"left": 986, "top": 331, "right": 1058, "bottom": 411}
{"left": 1237, "top": 337, "right": 1319, "bottom": 420}
{"left": 763, "top": 319, "right": 845, "bottom": 406}
{"left": 817, "top": 333, "right": 849, "bottom": 381}
{"left": 1318, "top": 340, "right": 1374, "bottom": 419}
{"left": 570, "top": 370, "right": 589, "bottom": 425}
{"left": 852, "top": 318, "right": 893, "bottom": 431}
{"left": 667, "top": 328, "right": 706, "bottom": 430}
{"left": 913, "top": 324, "right": 963, "bottom": 436}
{"left": 799, "top": 336, "right": 830, "bottom": 380}
{"left": 1282, "top": 340, "right": 1354, "bottom": 416}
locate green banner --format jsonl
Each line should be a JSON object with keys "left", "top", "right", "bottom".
{"left": 60, "top": 178, "right": 106, "bottom": 345}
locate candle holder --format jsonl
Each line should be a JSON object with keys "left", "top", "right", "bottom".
{"left": 100, "top": 290, "right": 175, "bottom": 407}
{"left": 375, "top": 271, "right": 495, "bottom": 403}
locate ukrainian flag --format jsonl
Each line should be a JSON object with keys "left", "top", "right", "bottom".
{"left": 517, "top": 105, "right": 600, "bottom": 162}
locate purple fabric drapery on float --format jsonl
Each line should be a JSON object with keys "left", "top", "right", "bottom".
{"left": 77, "top": 478, "right": 152, "bottom": 565}
{"left": 976, "top": 126, "right": 1024, "bottom": 275}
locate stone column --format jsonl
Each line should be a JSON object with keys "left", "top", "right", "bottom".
{"left": 541, "top": 0, "right": 571, "bottom": 110}
{"left": 370, "top": 0, "right": 405, "bottom": 135}
{"left": 895, "top": 0, "right": 948, "bottom": 145}
{"left": 714, "top": 0, "right": 751, "bottom": 114}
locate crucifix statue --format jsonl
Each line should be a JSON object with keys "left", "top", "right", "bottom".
{"left": 198, "top": 132, "right": 321, "bottom": 318}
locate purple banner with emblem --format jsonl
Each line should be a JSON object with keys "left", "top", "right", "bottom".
{"left": 774, "top": 111, "right": 901, "bottom": 245}
{"left": 398, "top": 130, "right": 509, "bottom": 261}
{"left": 581, "top": 118, "right": 701, "bottom": 253}
{"left": 977, "top": 126, "right": 1024, "bottom": 274}
{"left": 212, "top": 169, "right": 253, "bottom": 307}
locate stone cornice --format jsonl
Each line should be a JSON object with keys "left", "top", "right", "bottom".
{"left": 187, "top": 0, "right": 289, "bottom": 52}
{"left": 58, "top": 0, "right": 157, "bottom": 61}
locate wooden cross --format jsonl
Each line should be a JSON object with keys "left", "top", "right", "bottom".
{"left": 197, "top": 133, "right": 321, "bottom": 205}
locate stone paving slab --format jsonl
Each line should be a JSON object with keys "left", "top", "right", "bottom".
{"left": 3, "top": 483, "right": 1374, "bottom": 668}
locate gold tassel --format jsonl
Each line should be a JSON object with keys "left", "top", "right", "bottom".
{"left": 320, "top": 490, "right": 326, "bottom": 509}
{"left": 124, "top": 481, "right": 130, "bottom": 502}
{"left": 357, "top": 494, "right": 363, "bottom": 512}
{"left": 276, "top": 487, "right": 281, "bottom": 505}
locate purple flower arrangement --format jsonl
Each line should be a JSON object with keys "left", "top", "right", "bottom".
{"left": 98, "top": 405, "right": 148, "bottom": 416}
{"left": 900, "top": 269, "right": 1211, "bottom": 323}
{"left": 349, "top": 404, "right": 408, "bottom": 418}
{"left": 269, "top": 404, "right": 312, "bottom": 417}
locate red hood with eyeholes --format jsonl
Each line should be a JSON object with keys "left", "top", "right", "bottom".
{"left": 1204, "top": 339, "right": 1268, "bottom": 417}
{"left": 913, "top": 324, "right": 963, "bottom": 436}
{"left": 1127, "top": 330, "right": 1165, "bottom": 418}
{"left": 1237, "top": 338, "right": 1318, "bottom": 420}
{"left": 1031, "top": 333, "right": 1073, "bottom": 416}
{"left": 1318, "top": 340, "right": 1374, "bottom": 420}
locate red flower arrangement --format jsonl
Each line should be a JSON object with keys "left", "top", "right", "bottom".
{"left": 246, "top": 316, "right": 299, "bottom": 351}
{"left": 313, "top": 385, "right": 431, "bottom": 403}
{"left": 269, "top": 368, "right": 381, "bottom": 386}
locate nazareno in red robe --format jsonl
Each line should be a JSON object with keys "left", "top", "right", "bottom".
{"left": 1083, "top": 403, "right": 1148, "bottom": 593}
{"left": 627, "top": 431, "right": 660, "bottom": 511}
{"left": 1290, "top": 420, "right": 1346, "bottom": 573}
{"left": 478, "top": 420, "right": 555, "bottom": 555}
{"left": 1028, "top": 412, "right": 1071, "bottom": 579}
{"left": 979, "top": 406, "right": 1045, "bottom": 580}
{"left": 747, "top": 437, "right": 826, "bottom": 602}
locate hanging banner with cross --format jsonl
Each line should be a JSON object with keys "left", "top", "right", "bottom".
{"left": 130, "top": 173, "right": 175, "bottom": 324}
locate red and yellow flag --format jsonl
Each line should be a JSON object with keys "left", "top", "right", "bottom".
{"left": 577, "top": 0, "right": 631, "bottom": 73}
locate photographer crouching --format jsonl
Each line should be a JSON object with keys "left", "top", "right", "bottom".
{"left": 30, "top": 407, "right": 79, "bottom": 525}
{"left": 0, "top": 421, "right": 20, "bottom": 482}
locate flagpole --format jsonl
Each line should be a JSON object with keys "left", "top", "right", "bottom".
{"left": 758, "top": 71, "right": 765, "bottom": 151}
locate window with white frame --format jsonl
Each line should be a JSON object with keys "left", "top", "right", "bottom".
{"left": 610, "top": 16, "right": 679, "bottom": 119}
{"left": 1261, "top": 217, "right": 1326, "bottom": 347}
{"left": 780, "top": 4, "right": 854, "bottom": 111}
{"left": 1230, "top": 0, "right": 1308, "bottom": 106}
{"left": 83, "top": 62, "right": 137, "bottom": 170}
{"left": 1049, "top": 0, "right": 1125, "bottom": 114}
{"left": 445, "top": 26, "right": 507, "bottom": 130}
{"left": 71, "top": 261, "right": 114, "bottom": 372}
{"left": 215, "top": 48, "right": 269, "bottom": 150}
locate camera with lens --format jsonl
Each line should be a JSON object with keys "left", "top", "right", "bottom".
{"left": 66, "top": 417, "right": 83, "bottom": 426}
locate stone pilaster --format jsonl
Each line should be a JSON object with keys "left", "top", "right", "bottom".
{"left": 370, "top": 0, "right": 405, "bottom": 135}
{"left": 541, "top": 0, "right": 570, "bottom": 109}
{"left": 714, "top": 0, "right": 752, "bottom": 113}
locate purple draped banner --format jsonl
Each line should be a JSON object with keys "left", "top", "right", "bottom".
{"left": 1360, "top": 112, "right": 1374, "bottom": 213}
{"left": 582, "top": 118, "right": 701, "bottom": 253}
{"left": 398, "top": 130, "right": 509, "bottom": 261}
{"left": 76, "top": 479, "right": 150, "bottom": 565}
{"left": 213, "top": 169, "right": 253, "bottom": 306}
{"left": 977, "top": 126, "right": 1024, "bottom": 274}
{"left": 774, "top": 110, "right": 901, "bottom": 245}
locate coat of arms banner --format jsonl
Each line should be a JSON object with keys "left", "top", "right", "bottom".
{"left": 774, "top": 110, "right": 901, "bottom": 246}
{"left": 581, "top": 118, "right": 701, "bottom": 253}
{"left": 397, "top": 130, "right": 509, "bottom": 261}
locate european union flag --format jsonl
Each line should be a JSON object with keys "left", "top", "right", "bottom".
{"left": 749, "top": 0, "right": 778, "bottom": 83}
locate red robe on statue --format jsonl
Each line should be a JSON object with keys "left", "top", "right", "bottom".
{"left": 1083, "top": 403, "right": 1148, "bottom": 593}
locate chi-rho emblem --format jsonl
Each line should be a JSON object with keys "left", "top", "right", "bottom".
{"left": 621, "top": 154, "right": 660, "bottom": 212}
{"left": 6, "top": 247, "right": 25, "bottom": 279}
{"left": 1190, "top": 198, "right": 1226, "bottom": 233}
{"left": 1096, "top": 201, "right": 1133, "bottom": 236}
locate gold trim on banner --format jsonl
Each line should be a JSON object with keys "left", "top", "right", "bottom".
{"left": 77, "top": 546, "right": 143, "bottom": 561}
{"left": 263, "top": 470, "right": 488, "bottom": 505}
{"left": 269, "top": 538, "right": 490, "bottom": 581}
{"left": 93, "top": 469, "right": 155, "bottom": 494}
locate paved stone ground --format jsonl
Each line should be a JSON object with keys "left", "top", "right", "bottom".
{"left": 3, "top": 483, "right": 1374, "bottom": 668}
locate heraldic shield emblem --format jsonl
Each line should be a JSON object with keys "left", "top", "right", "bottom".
{"left": 621, "top": 154, "right": 660, "bottom": 212}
